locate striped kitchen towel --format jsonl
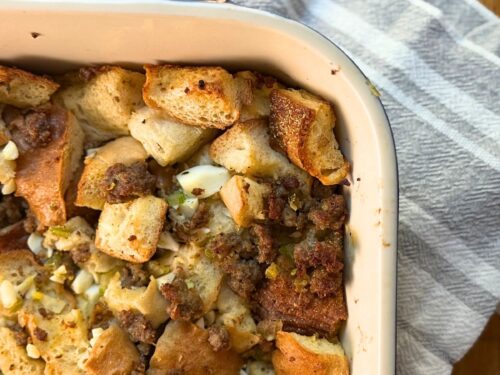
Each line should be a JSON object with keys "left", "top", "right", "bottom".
{"left": 231, "top": 0, "right": 500, "bottom": 374}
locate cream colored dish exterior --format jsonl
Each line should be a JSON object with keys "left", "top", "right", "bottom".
{"left": 0, "top": 1, "right": 398, "bottom": 374}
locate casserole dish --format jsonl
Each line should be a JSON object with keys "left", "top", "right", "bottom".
{"left": 0, "top": 1, "right": 398, "bottom": 373}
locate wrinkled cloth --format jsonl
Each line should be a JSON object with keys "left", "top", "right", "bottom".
{"left": 230, "top": 0, "right": 500, "bottom": 374}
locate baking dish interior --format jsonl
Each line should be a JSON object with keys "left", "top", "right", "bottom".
{"left": 0, "top": 1, "right": 398, "bottom": 374}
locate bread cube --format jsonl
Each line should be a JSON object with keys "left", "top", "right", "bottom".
{"left": 104, "top": 272, "right": 168, "bottom": 328}
{"left": 22, "top": 309, "right": 88, "bottom": 375}
{"left": 166, "top": 244, "right": 223, "bottom": 315}
{"left": 210, "top": 118, "right": 310, "bottom": 184}
{"left": 0, "top": 65, "right": 59, "bottom": 108}
{"left": 220, "top": 175, "right": 270, "bottom": 227}
{"left": 236, "top": 71, "right": 283, "bottom": 121}
{"left": 85, "top": 324, "right": 141, "bottom": 375}
{"left": 55, "top": 66, "right": 145, "bottom": 142}
{"left": 95, "top": 195, "right": 168, "bottom": 263}
{"left": 216, "top": 285, "right": 260, "bottom": 353}
{"left": 143, "top": 64, "right": 251, "bottom": 129}
{"left": 129, "top": 106, "right": 217, "bottom": 166}
{"left": 14, "top": 106, "right": 84, "bottom": 226}
{"left": 273, "top": 331, "right": 349, "bottom": 375}
{"left": 270, "top": 89, "right": 349, "bottom": 185}
{"left": 148, "top": 321, "right": 243, "bottom": 375}
{"left": 75, "top": 136, "right": 148, "bottom": 210}
{"left": 0, "top": 327, "right": 45, "bottom": 375}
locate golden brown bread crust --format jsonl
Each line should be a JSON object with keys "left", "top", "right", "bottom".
{"left": 148, "top": 320, "right": 243, "bottom": 375}
{"left": 272, "top": 331, "right": 349, "bottom": 375}
{"left": 84, "top": 324, "right": 141, "bottom": 375}
{"left": 143, "top": 64, "right": 248, "bottom": 129}
{"left": 269, "top": 89, "right": 349, "bottom": 185}
{"left": 0, "top": 65, "right": 59, "bottom": 108}
{"left": 14, "top": 106, "right": 84, "bottom": 226}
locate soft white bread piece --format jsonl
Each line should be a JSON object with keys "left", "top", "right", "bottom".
{"left": 55, "top": 66, "right": 145, "bottom": 142}
{"left": 220, "top": 175, "right": 270, "bottom": 227}
{"left": 21, "top": 309, "right": 88, "bottom": 375}
{"left": 75, "top": 136, "right": 148, "bottom": 210}
{"left": 236, "top": 71, "right": 283, "bottom": 121}
{"left": 0, "top": 65, "right": 59, "bottom": 108}
{"left": 0, "top": 326, "right": 45, "bottom": 375}
{"left": 0, "top": 250, "right": 75, "bottom": 318}
{"left": 85, "top": 324, "right": 141, "bottom": 375}
{"left": 14, "top": 106, "right": 84, "bottom": 226}
{"left": 0, "top": 250, "right": 39, "bottom": 318}
{"left": 143, "top": 64, "right": 251, "bottom": 129}
{"left": 209, "top": 119, "right": 310, "bottom": 185}
{"left": 216, "top": 284, "right": 260, "bottom": 353}
{"left": 269, "top": 89, "right": 349, "bottom": 185}
{"left": 272, "top": 331, "right": 349, "bottom": 375}
{"left": 95, "top": 195, "right": 168, "bottom": 263}
{"left": 104, "top": 272, "right": 168, "bottom": 328}
{"left": 128, "top": 106, "right": 217, "bottom": 166}
{"left": 167, "top": 243, "right": 223, "bottom": 315}
{"left": 148, "top": 320, "right": 243, "bottom": 375}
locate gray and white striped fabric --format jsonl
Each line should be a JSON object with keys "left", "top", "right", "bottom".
{"left": 231, "top": 0, "right": 500, "bottom": 374}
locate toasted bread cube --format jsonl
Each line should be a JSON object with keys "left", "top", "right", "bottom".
{"left": 95, "top": 195, "right": 168, "bottom": 263}
{"left": 216, "top": 285, "right": 260, "bottom": 353}
{"left": 236, "top": 71, "right": 283, "bottom": 121}
{"left": 14, "top": 106, "right": 84, "bottom": 226}
{"left": 22, "top": 309, "right": 88, "bottom": 375}
{"left": 129, "top": 106, "right": 217, "bottom": 166}
{"left": 85, "top": 324, "right": 141, "bottom": 375}
{"left": 104, "top": 272, "right": 168, "bottom": 328}
{"left": 55, "top": 66, "right": 145, "bottom": 142}
{"left": 270, "top": 89, "right": 349, "bottom": 185}
{"left": 167, "top": 244, "right": 223, "bottom": 315}
{"left": 273, "top": 331, "right": 349, "bottom": 375}
{"left": 210, "top": 119, "right": 311, "bottom": 187}
{"left": 75, "top": 136, "right": 148, "bottom": 210}
{"left": 148, "top": 321, "right": 243, "bottom": 375}
{"left": 0, "top": 65, "right": 59, "bottom": 108}
{"left": 143, "top": 64, "right": 251, "bottom": 129}
{"left": 0, "top": 327, "right": 45, "bottom": 375}
{"left": 220, "top": 175, "right": 270, "bottom": 227}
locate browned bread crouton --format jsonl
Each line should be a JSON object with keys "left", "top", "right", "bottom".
{"left": 220, "top": 175, "right": 270, "bottom": 227}
{"left": 273, "top": 331, "right": 349, "bottom": 375}
{"left": 85, "top": 324, "right": 141, "bottom": 375}
{"left": 209, "top": 119, "right": 310, "bottom": 188}
{"left": 0, "top": 65, "right": 59, "bottom": 108}
{"left": 75, "top": 136, "right": 148, "bottom": 210}
{"left": 55, "top": 66, "right": 145, "bottom": 142}
{"left": 13, "top": 106, "right": 84, "bottom": 226}
{"left": 143, "top": 64, "right": 251, "bottom": 129}
{"left": 255, "top": 274, "right": 347, "bottom": 337}
{"left": 148, "top": 320, "right": 243, "bottom": 375}
{"left": 270, "top": 89, "right": 349, "bottom": 185}
{"left": 95, "top": 195, "right": 168, "bottom": 263}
